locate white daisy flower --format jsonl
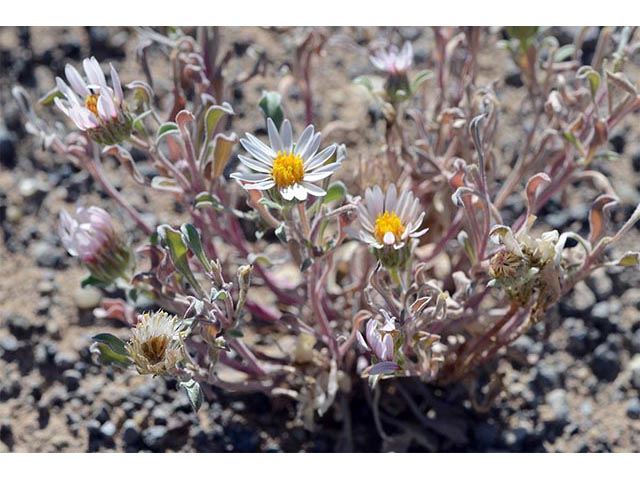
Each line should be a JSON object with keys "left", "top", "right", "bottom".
{"left": 230, "top": 118, "right": 341, "bottom": 202}
{"left": 357, "top": 313, "right": 397, "bottom": 362}
{"left": 126, "top": 311, "right": 184, "bottom": 376}
{"left": 356, "top": 184, "right": 428, "bottom": 250}
{"left": 54, "top": 56, "right": 132, "bottom": 145}
{"left": 370, "top": 41, "right": 413, "bottom": 75}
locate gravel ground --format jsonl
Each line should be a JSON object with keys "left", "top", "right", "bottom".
{"left": 1, "top": 26, "right": 640, "bottom": 452}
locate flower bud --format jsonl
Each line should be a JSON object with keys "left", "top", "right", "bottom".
{"left": 59, "top": 206, "right": 133, "bottom": 284}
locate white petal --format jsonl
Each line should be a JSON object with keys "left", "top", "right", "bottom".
{"left": 237, "top": 155, "right": 272, "bottom": 173}
{"left": 304, "top": 144, "right": 336, "bottom": 169}
{"left": 240, "top": 137, "right": 275, "bottom": 164}
{"left": 303, "top": 162, "right": 341, "bottom": 182}
{"left": 294, "top": 125, "right": 314, "bottom": 155}
{"left": 267, "top": 117, "right": 283, "bottom": 152}
{"left": 385, "top": 184, "right": 398, "bottom": 212}
{"left": 301, "top": 182, "right": 326, "bottom": 197}
{"left": 97, "top": 93, "right": 116, "bottom": 119}
{"left": 230, "top": 172, "right": 271, "bottom": 182}
{"left": 383, "top": 231, "right": 395, "bottom": 245}
{"left": 280, "top": 119, "right": 293, "bottom": 152}
{"left": 298, "top": 132, "right": 321, "bottom": 161}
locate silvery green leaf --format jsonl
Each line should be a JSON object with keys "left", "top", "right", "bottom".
{"left": 259, "top": 91, "right": 284, "bottom": 130}
{"left": 91, "top": 333, "right": 132, "bottom": 369}
{"left": 180, "top": 379, "right": 203, "bottom": 413}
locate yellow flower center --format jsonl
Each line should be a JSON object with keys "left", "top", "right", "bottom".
{"left": 84, "top": 94, "right": 100, "bottom": 117}
{"left": 271, "top": 150, "right": 304, "bottom": 188}
{"left": 374, "top": 211, "right": 406, "bottom": 245}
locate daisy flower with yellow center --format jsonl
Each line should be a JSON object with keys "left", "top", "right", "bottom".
{"left": 54, "top": 56, "right": 132, "bottom": 145}
{"left": 231, "top": 118, "right": 341, "bottom": 202}
{"left": 356, "top": 184, "right": 428, "bottom": 250}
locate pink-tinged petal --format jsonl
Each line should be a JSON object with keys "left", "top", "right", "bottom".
{"left": 54, "top": 97, "right": 70, "bottom": 116}
{"left": 242, "top": 180, "right": 276, "bottom": 191}
{"left": 56, "top": 77, "right": 80, "bottom": 105}
{"left": 65, "top": 64, "right": 90, "bottom": 97}
{"left": 84, "top": 57, "right": 107, "bottom": 91}
{"left": 356, "top": 331, "right": 370, "bottom": 351}
{"left": 97, "top": 93, "right": 116, "bottom": 120}
{"left": 383, "top": 334, "right": 394, "bottom": 361}
{"left": 110, "top": 63, "right": 124, "bottom": 104}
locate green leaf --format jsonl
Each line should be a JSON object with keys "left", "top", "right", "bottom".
{"left": 577, "top": 66, "right": 601, "bottom": 99}
{"left": 205, "top": 103, "right": 234, "bottom": 144}
{"left": 194, "top": 192, "right": 224, "bottom": 210}
{"left": 91, "top": 333, "right": 132, "bottom": 369}
{"left": 411, "top": 69, "right": 433, "bottom": 93}
{"left": 300, "top": 257, "right": 314, "bottom": 272}
{"left": 259, "top": 91, "right": 284, "bottom": 130}
{"left": 323, "top": 181, "right": 347, "bottom": 204}
{"left": 554, "top": 44, "right": 576, "bottom": 62}
{"left": 617, "top": 251, "right": 639, "bottom": 267}
{"left": 38, "top": 87, "right": 64, "bottom": 106}
{"left": 179, "top": 379, "right": 203, "bottom": 413}
{"left": 180, "top": 223, "right": 211, "bottom": 271}
{"left": 354, "top": 75, "right": 374, "bottom": 91}
{"left": 226, "top": 329, "right": 244, "bottom": 338}
{"left": 275, "top": 223, "right": 287, "bottom": 243}
{"left": 81, "top": 275, "right": 110, "bottom": 288}
{"left": 258, "top": 197, "right": 283, "bottom": 211}
{"left": 158, "top": 225, "right": 203, "bottom": 295}
{"left": 156, "top": 122, "right": 179, "bottom": 144}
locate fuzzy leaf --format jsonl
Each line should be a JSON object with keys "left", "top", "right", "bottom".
{"left": 259, "top": 91, "right": 284, "bottom": 130}
{"left": 180, "top": 223, "right": 211, "bottom": 271}
{"left": 179, "top": 379, "right": 203, "bottom": 413}
{"left": 194, "top": 192, "right": 223, "bottom": 211}
{"left": 323, "top": 181, "right": 347, "bottom": 204}
{"left": 81, "top": 275, "right": 111, "bottom": 288}
{"left": 577, "top": 66, "right": 601, "bottom": 98}
{"left": 411, "top": 69, "right": 433, "bottom": 93}
{"left": 588, "top": 194, "right": 619, "bottom": 244}
{"left": 91, "top": 333, "right": 132, "bottom": 368}
{"left": 366, "top": 361, "right": 401, "bottom": 376}
{"left": 158, "top": 225, "right": 203, "bottom": 295}
{"left": 156, "top": 122, "right": 179, "bottom": 143}
{"left": 617, "top": 251, "right": 640, "bottom": 267}
{"left": 525, "top": 172, "right": 551, "bottom": 215}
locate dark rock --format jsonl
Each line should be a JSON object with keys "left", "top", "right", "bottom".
{"left": 590, "top": 343, "right": 621, "bottom": 381}
{"left": 590, "top": 300, "right": 621, "bottom": 333}
{"left": 505, "top": 70, "right": 524, "bottom": 88}
{"left": 503, "top": 427, "right": 527, "bottom": 451}
{"left": 5, "top": 313, "right": 45, "bottom": 340}
{"left": 565, "top": 318, "right": 589, "bottom": 356}
{"left": 610, "top": 133, "right": 626, "bottom": 154}
{"left": 122, "top": 419, "right": 141, "bottom": 446}
{"left": 0, "top": 378, "right": 21, "bottom": 401}
{"left": 54, "top": 351, "right": 80, "bottom": 372}
{"left": 0, "top": 422, "right": 13, "bottom": 448}
{"left": 63, "top": 370, "right": 82, "bottom": 391}
{"left": 533, "top": 361, "right": 562, "bottom": 392}
{"left": 94, "top": 404, "right": 110, "bottom": 424}
{"left": 33, "top": 241, "right": 64, "bottom": 269}
{"left": 632, "top": 152, "right": 640, "bottom": 173}
{"left": 472, "top": 422, "right": 500, "bottom": 449}
{"left": 227, "top": 424, "right": 259, "bottom": 452}
{"left": 626, "top": 398, "right": 640, "bottom": 419}
{"left": 0, "top": 129, "right": 17, "bottom": 168}
{"left": 142, "top": 425, "right": 169, "bottom": 451}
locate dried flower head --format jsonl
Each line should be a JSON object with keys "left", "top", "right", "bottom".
{"left": 54, "top": 57, "right": 132, "bottom": 145}
{"left": 357, "top": 184, "right": 427, "bottom": 249}
{"left": 370, "top": 41, "right": 413, "bottom": 75}
{"left": 126, "top": 311, "right": 184, "bottom": 376}
{"left": 59, "top": 206, "right": 132, "bottom": 284}
{"left": 231, "top": 118, "right": 341, "bottom": 202}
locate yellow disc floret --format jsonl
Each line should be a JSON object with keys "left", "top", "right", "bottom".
{"left": 374, "top": 211, "right": 406, "bottom": 245}
{"left": 272, "top": 150, "right": 305, "bottom": 188}
{"left": 84, "top": 93, "right": 100, "bottom": 117}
